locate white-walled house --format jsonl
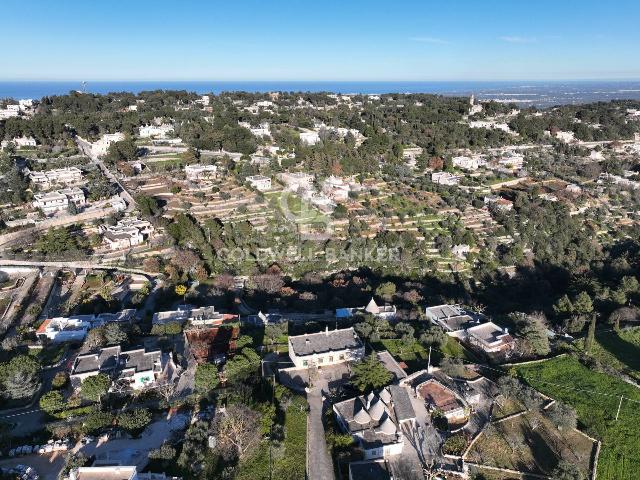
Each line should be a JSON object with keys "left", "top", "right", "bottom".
{"left": 185, "top": 163, "right": 218, "bottom": 181}
{"left": 431, "top": 171, "right": 461, "bottom": 186}
{"left": 29, "top": 167, "right": 83, "bottom": 189}
{"left": 279, "top": 172, "right": 314, "bottom": 191}
{"left": 32, "top": 188, "right": 86, "bottom": 215}
{"left": 70, "top": 345, "right": 177, "bottom": 390}
{"left": 299, "top": 130, "right": 320, "bottom": 146}
{"left": 11, "top": 136, "right": 37, "bottom": 148}
{"left": 99, "top": 217, "right": 154, "bottom": 250}
{"left": 36, "top": 316, "right": 93, "bottom": 343}
{"left": 288, "top": 327, "right": 365, "bottom": 369}
{"left": 322, "top": 176, "right": 350, "bottom": 201}
{"left": 246, "top": 175, "right": 272, "bottom": 191}
{"left": 90, "top": 133, "right": 125, "bottom": 157}
{"left": 139, "top": 124, "right": 174, "bottom": 138}
{"left": 333, "top": 385, "right": 416, "bottom": 459}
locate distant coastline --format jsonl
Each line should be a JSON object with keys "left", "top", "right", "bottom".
{"left": 2, "top": 80, "right": 640, "bottom": 107}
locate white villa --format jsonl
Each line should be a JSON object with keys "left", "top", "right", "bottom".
{"left": 139, "top": 123, "right": 174, "bottom": 138}
{"left": 185, "top": 163, "right": 218, "bottom": 181}
{"left": 287, "top": 327, "right": 365, "bottom": 369}
{"left": 99, "top": 217, "right": 154, "bottom": 250}
{"left": 70, "top": 345, "right": 177, "bottom": 390}
{"left": 452, "top": 155, "right": 485, "bottom": 171}
{"left": 29, "top": 167, "right": 83, "bottom": 189}
{"left": 333, "top": 385, "right": 416, "bottom": 459}
{"left": 322, "top": 176, "right": 350, "bottom": 201}
{"left": 336, "top": 298, "right": 397, "bottom": 320}
{"left": 246, "top": 175, "right": 272, "bottom": 191}
{"left": 32, "top": 188, "right": 86, "bottom": 215}
{"left": 299, "top": 130, "right": 320, "bottom": 146}
{"left": 36, "top": 316, "right": 93, "bottom": 343}
{"left": 431, "top": 171, "right": 461, "bottom": 186}
{"left": 11, "top": 136, "right": 37, "bottom": 148}
{"left": 90, "top": 133, "right": 125, "bottom": 157}
{"left": 279, "top": 172, "right": 314, "bottom": 191}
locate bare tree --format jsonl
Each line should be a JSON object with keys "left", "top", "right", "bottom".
{"left": 210, "top": 404, "right": 261, "bottom": 461}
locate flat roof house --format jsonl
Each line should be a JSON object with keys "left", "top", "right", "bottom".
{"left": 333, "top": 385, "right": 415, "bottom": 460}
{"left": 185, "top": 164, "right": 218, "bottom": 181}
{"left": 36, "top": 316, "right": 92, "bottom": 343}
{"left": 246, "top": 175, "right": 272, "bottom": 191}
{"left": 336, "top": 298, "right": 396, "bottom": 320}
{"left": 29, "top": 167, "right": 83, "bottom": 189}
{"left": 32, "top": 188, "right": 86, "bottom": 215}
{"left": 424, "top": 304, "right": 476, "bottom": 334}
{"left": 465, "top": 321, "right": 514, "bottom": 354}
{"left": 416, "top": 379, "right": 467, "bottom": 420}
{"left": 288, "top": 327, "right": 365, "bottom": 369}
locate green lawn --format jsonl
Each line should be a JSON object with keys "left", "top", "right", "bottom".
{"left": 374, "top": 336, "right": 478, "bottom": 373}
{"left": 236, "top": 396, "right": 307, "bottom": 480}
{"left": 517, "top": 355, "right": 640, "bottom": 480}
{"left": 586, "top": 327, "right": 640, "bottom": 381}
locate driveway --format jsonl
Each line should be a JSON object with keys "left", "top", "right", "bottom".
{"left": 75, "top": 413, "right": 189, "bottom": 469}
{"left": 306, "top": 387, "right": 335, "bottom": 480}
{"left": 0, "top": 453, "right": 65, "bottom": 480}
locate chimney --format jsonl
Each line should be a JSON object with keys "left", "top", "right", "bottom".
{"left": 325, "top": 325, "right": 329, "bottom": 336}
{"left": 503, "top": 327, "right": 508, "bottom": 334}
{"left": 305, "top": 338, "right": 310, "bottom": 345}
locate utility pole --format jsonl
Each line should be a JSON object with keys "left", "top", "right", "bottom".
{"left": 616, "top": 395, "right": 624, "bottom": 421}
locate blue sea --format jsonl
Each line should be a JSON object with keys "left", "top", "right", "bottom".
{"left": 2, "top": 80, "right": 640, "bottom": 107}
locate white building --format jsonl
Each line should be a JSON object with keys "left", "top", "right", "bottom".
{"left": 36, "top": 316, "right": 92, "bottom": 343}
{"left": 299, "top": 130, "right": 320, "bottom": 146}
{"left": 469, "top": 120, "right": 513, "bottom": 134}
{"left": 12, "top": 136, "right": 37, "bottom": 148}
{"left": 246, "top": 175, "right": 272, "bottom": 191}
{"left": 279, "top": 172, "right": 314, "bottom": 191}
{"left": 90, "top": 133, "right": 125, "bottom": 157}
{"left": 336, "top": 298, "right": 397, "bottom": 320}
{"left": 70, "top": 345, "right": 177, "bottom": 390}
{"left": 333, "top": 385, "right": 415, "bottom": 460}
{"left": 99, "top": 217, "right": 154, "bottom": 250}
{"left": 139, "top": 124, "right": 174, "bottom": 138}
{"left": 287, "top": 327, "right": 365, "bottom": 369}
{"left": 29, "top": 167, "right": 83, "bottom": 189}
{"left": 32, "top": 188, "right": 86, "bottom": 215}
{"left": 322, "top": 176, "right": 350, "bottom": 201}
{"left": 497, "top": 153, "right": 524, "bottom": 171}
{"left": 484, "top": 195, "right": 514, "bottom": 211}
{"left": 70, "top": 466, "right": 179, "bottom": 480}
{"left": 452, "top": 155, "right": 485, "bottom": 171}
{"left": 239, "top": 121, "right": 271, "bottom": 138}
{"left": 185, "top": 163, "right": 218, "bottom": 181}
{"left": 431, "top": 171, "right": 461, "bottom": 186}
{"left": 465, "top": 321, "right": 515, "bottom": 354}
{"left": 598, "top": 173, "right": 640, "bottom": 190}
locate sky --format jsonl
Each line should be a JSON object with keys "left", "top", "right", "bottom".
{"left": 2, "top": 0, "right": 640, "bottom": 81}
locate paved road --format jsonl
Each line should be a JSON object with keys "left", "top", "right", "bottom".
{"left": 0, "top": 259, "right": 152, "bottom": 277}
{"left": 306, "top": 387, "right": 335, "bottom": 480}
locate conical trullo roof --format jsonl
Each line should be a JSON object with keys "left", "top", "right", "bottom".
{"left": 378, "top": 415, "right": 397, "bottom": 435}
{"left": 365, "top": 297, "right": 379, "bottom": 314}
{"left": 368, "top": 397, "right": 386, "bottom": 421}
{"left": 354, "top": 404, "right": 371, "bottom": 425}
{"left": 378, "top": 387, "right": 391, "bottom": 404}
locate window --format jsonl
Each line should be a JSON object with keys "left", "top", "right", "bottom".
{"left": 318, "top": 357, "right": 323, "bottom": 364}
{"left": 302, "top": 360, "right": 308, "bottom": 367}
{"left": 339, "top": 354, "right": 345, "bottom": 360}
{"left": 328, "top": 356, "right": 334, "bottom": 362}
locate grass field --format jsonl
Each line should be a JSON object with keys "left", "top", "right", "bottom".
{"left": 236, "top": 396, "right": 307, "bottom": 480}
{"left": 586, "top": 327, "right": 640, "bottom": 381}
{"left": 374, "top": 336, "right": 479, "bottom": 373}
{"left": 466, "top": 410, "right": 595, "bottom": 477}
{"left": 517, "top": 355, "right": 640, "bottom": 480}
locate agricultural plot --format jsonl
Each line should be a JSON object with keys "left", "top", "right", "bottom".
{"left": 517, "top": 355, "right": 640, "bottom": 480}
